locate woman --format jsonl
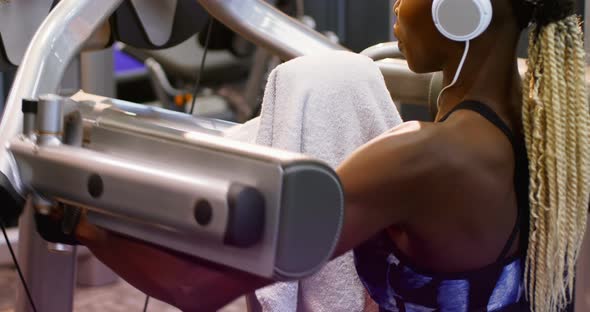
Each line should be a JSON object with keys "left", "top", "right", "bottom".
{"left": 72, "top": 0, "right": 589, "bottom": 311}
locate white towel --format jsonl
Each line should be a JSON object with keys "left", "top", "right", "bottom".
{"left": 224, "top": 50, "right": 403, "bottom": 312}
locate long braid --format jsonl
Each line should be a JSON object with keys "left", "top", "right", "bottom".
{"left": 521, "top": 3, "right": 590, "bottom": 310}
{"left": 562, "top": 17, "right": 582, "bottom": 295}
{"left": 552, "top": 21, "right": 570, "bottom": 306}
{"left": 523, "top": 23, "right": 549, "bottom": 307}
{"left": 538, "top": 23, "right": 554, "bottom": 309}
{"left": 522, "top": 28, "right": 539, "bottom": 303}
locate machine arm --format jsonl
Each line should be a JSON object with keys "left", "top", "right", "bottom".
{"left": 0, "top": 0, "right": 344, "bottom": 280}
{"left": 196, "top": 0, "right": 346, "bottom": 61}
{"left": 0, "top": 0, "right": 124, "bottom": 220}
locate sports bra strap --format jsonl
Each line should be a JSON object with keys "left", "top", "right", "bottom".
{"left": 439, "top": 100, "right": 522, "bottom": 262}
{"left": 439, "top": 101, "right": 517, "bottom": 148}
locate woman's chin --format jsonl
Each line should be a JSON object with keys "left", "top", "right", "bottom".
{"left": 405, "top": 58, "right": 437, "bottom": 75}
{"left": 405, "top": 58, "right": 422, "bottom": 74}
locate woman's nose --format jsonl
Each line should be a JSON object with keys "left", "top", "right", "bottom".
{"left": 393, "top": 1, "right": 400, "bottom": 17}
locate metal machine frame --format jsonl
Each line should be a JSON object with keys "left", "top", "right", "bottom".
{"left": 1, "top": 0, "right": 589, "bottom": 311}
{"left": 1, "top": 1, "right": 348, "bottom": 311}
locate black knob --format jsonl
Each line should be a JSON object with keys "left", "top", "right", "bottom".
{"left": 223, "top": 184, "right": 265, "bottom": 248}
{"left": 194, "top": 200, "right": 213, "bottom": 226}
{"left": 87, "top": 174, "right": 104, "bottom": 199}
{"left": 21, "top": 99, "right": 38, "bottom": 114}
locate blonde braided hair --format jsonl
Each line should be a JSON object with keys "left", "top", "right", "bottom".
{"left": 521, "top": 2, "right": 590, "bottom": 310}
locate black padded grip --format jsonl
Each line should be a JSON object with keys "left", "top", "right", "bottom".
{"left": 223, "top": 184, "right": 265, "bottom": 248}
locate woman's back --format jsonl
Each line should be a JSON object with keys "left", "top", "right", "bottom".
{"left": 354, "top": 101, "right": 530, "bottom": 311}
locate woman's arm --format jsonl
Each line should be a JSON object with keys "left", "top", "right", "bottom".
{"left": 334, "top": 121, "right": 439, "bottom": 255}
{"left": 76, "top": 121, "right": 440, "bottom": 311}
{"left": 76, "top": 216, "right": 271, "bottom": 312}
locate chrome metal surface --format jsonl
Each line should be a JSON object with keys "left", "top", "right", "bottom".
{"left": 79, "top": 40, "right": 120, "bottom": 290}
{"left": 48, "top": 243, "right": 75, "bottom": 253}
{"left": 2, "top": 2, "right": 123, "bottom": 312}
{"left": 15, "top": 199, "right": 77, "bottom": 312}
{"left": 10, "top": 118, "right": 344, "bottom": 278}
{"left": 22, "top": 115, "right": 35, "bottom": 138}
{"left": 36, "top": 95, "right": 65, "bottom": 145}
{"left": 0, "top": 0, "right": 124, "bottom": 195}
{"left": 11, "top": 139, "right": 233, "bottom": 245}
{"left": 197, "top": 0, "right": 347, "bottom": 60}
{"left": 71, "top": 91, "right": 236, "bottom": 135}
{"left": 82, "top": 113, "right": 343, "bottom": 278}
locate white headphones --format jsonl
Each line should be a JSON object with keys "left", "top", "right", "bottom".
{"left": 432, "top": 0, "right": 493, "bottom": 42}
{"left": 430, "top": 0, "right": 493, "bottom": 113}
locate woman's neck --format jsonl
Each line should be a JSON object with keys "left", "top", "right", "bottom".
{"left": 436, "top": 31, "right": 522, "bottom": 124}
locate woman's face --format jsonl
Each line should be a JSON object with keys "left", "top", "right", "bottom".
{"left": 393, "top": 0, "right": 452, "bottom": 73}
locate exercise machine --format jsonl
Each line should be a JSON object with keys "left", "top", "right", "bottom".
{"left": 1, "top": 1, "right": 589, "bottom": 312}
{"left": 1, "top": 1, "right": 345, "bottom": 311}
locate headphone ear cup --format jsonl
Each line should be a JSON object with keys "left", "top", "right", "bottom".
{"left": 432, "top": 0, "right": 492, "bottom": 42}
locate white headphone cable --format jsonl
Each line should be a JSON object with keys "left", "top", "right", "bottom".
{"left": 436, "top": 40, "right": 471, "bottom": 115}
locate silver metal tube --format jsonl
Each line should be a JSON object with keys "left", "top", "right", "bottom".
{"left": 22, "top": 115, "right": 35, "bottom": 139}
{"left": 3, "top": 1, "right": 124, "bottom": 312}
{"left": 0, "top": 0, "right": 124, "bottom": 194}
{"left": 9, "top": 121, "right": 344, "bottom": 279}
{"left": 197, "top": 0, "right": 346, "bottom": 61}
{"left": 70, "top": 91, "right": 236, "bottom": 134}
{"left": 11, "top": 139, "right": 236, "bottom": 244}
{"left": 15, "top": 199, "right": 77, "bottom": 312}
{"left": 36, "top": 95, "right": 64, "bottom": 147}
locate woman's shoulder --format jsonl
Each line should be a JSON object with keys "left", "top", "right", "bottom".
{"left": 384, "top": 114, "right": 514, "bottom": 173}
{"left": 382, "top": 115, "right": 516, "bottom": 205}
{"left": 421, "top": 110, "right": 517, "bottom": 210}
{"left": 437, "top": 109, "right": 515, "bottom": 172}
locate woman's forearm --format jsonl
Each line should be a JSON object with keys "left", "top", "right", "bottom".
{"left": 76, "top": 218, "right": 271, "bottom": 311}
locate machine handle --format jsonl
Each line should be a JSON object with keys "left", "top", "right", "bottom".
{"left": 9, "top": 139, "right": 267, "bottom": 248}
